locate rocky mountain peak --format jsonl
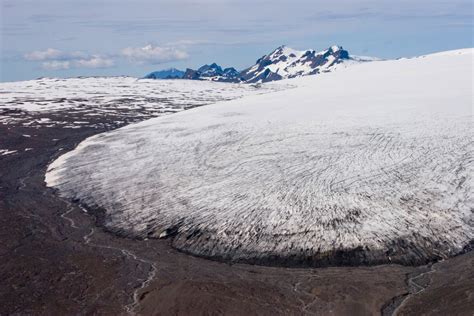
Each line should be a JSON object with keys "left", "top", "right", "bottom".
{"left": 240, "top": 45, "right": 354, "bottom": 83}
{"left": 144, "top": 44, "right": 372, "bottom": 83}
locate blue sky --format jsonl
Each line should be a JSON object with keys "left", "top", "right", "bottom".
{"left": 1, "top": 0, "right": 472, "bottom": 82}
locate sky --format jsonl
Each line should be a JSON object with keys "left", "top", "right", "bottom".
{"left": 1, "top": 0, "right": 472, "bottom": 82}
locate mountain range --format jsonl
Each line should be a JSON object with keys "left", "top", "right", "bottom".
{"left": 143, "top": 68, "right": 185, "bottom": 79}
{"left": 143, "top": 45, "right": 375, "bottom": 83}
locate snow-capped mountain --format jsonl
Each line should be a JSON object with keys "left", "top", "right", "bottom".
{"left": 183, "top": 63, "right": 242, "bottom": 82}
{"left": 143, "top": 68, "right": 184, "bottom": 79}
{"left": 240, "top": 45, "right": 357, "bottom": 83}
{"left": 144, "top": 45, "right": 375, "bottom": 83}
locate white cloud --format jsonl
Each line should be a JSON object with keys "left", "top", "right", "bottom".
{"left": 25, "top": 48, "right": 114, "bottom": 70}
{"left": 121, "top": 44, "right": 189, "bottom": 64}
{"left": 41, "top": 60, "right": 71, "bottom": 70}
{"left": 27, "top": 45, "right": 186, "bottom": 70}
{"left": 24, "top": 48, "right": 86, "bottom": 61}
{"left": 24, "top": 48, "right": 63, "bottom": 61}
{"left": 40, "top": 56, "right": 114, "bottom": 70}
{"left": 74, "top": 56, "right": 114, "bottom": 68}
{"left": 26, "top": 44, "right": 188, "bottom": 72}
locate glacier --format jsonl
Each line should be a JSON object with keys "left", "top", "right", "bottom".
{"left": 46, "top": 49, "right": 473, "bottom": 266}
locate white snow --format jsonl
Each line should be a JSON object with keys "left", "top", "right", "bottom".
{"left": 46, "top": 49, "right": 474, "bottom": 265}
{"left": 0, "top": 76, "right": 287, "bottom": 130}
{"left": 247, "top": 45, "right": 371, "bottom": 81}
{"left": 0, "top": 149, "right": 18, "bottom": 156}
{"left": 0, "top": 77, "right": 285, "bottom": 113}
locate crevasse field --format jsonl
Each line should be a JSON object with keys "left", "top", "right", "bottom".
{"left": 46, "top": 49, "right": 473, "bottom": 266}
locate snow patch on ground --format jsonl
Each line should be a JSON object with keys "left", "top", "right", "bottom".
{"left": 0, "top": 149, "right": 18, "bottom": 156}
{"left": 0, "top": 77, "right": 285, "bottom": 113}
{"left": 0, "top": 77, "right": 286, "bottom": 129}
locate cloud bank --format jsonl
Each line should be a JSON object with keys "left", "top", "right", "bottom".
{"left": 121, "top": 44, "right": 189, "bottom": 64}
{"left": 24, "top": 48, "right": 69, "bottom": 61}
{"left": 41, "top": 57, "right": 114, "bottom": 70}
{"left": 24, "top": 48, "right": 114, "bottom": 70}
{"left": 24, "top": 44, "right": 189, "bottom": 71}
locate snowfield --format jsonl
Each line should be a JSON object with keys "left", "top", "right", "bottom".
{"left": 0, "top": 77, "right": 285, "bottom": 128}
{"left": 46, "top": 49, "right": 473, "bottom": 266}
{"left": 0, "top": 77, "right": 281, "bottom": 112}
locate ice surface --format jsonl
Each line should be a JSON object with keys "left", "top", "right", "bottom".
{"left": 46, "top": 49, "right": 474, "bottom": 266}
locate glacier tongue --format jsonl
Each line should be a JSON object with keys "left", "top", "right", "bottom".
{"left": 46, "top": 49, "right": 474, "bottom": 267}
